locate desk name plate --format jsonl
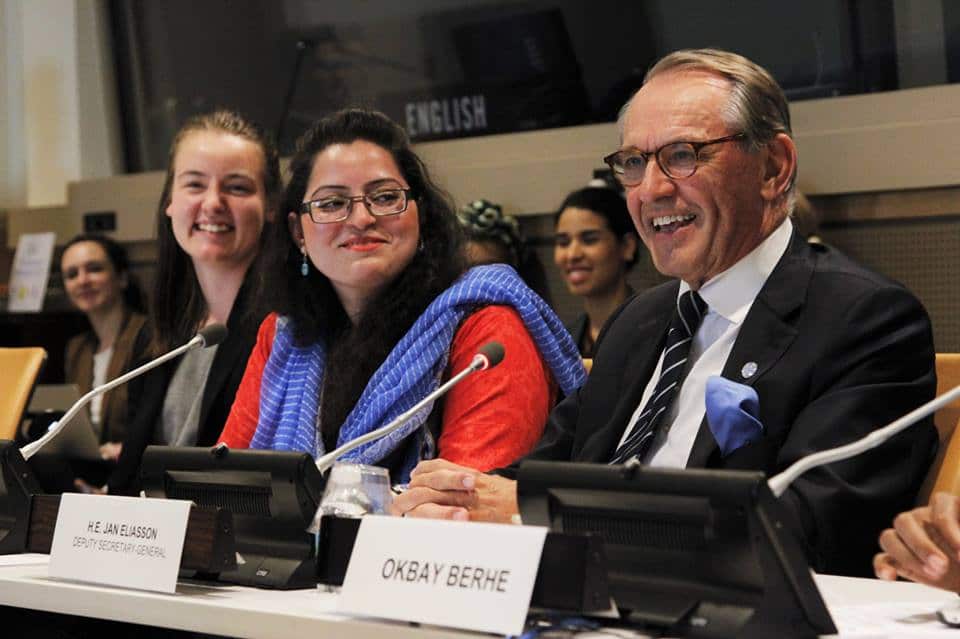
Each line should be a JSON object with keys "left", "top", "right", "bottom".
{"left": 49, "top": 494, "right": 190, "bottom": 593}
{"left": 338, "top": 515, "right": 547, "bottom": 635}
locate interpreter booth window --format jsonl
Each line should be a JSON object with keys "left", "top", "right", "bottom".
{"left": 111, "top": 0, "right": 904, "bottom": 171}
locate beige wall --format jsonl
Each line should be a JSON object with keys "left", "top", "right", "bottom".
{"left": 3, "top": 73, "right": 959, "bottom": 351}
{"left": 2, "top": 0, "right": 959, "bottom": 235}
{"left": 418, "top": 84, "right": 960, "bottom": 218}
{"left": 0, "top": 0, "right": 122, "bottom": 210}
{"left": 11, "top": 80, "right": 960, "bottom": 247}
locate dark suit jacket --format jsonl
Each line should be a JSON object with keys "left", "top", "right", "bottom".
{"left": 108, "top": 288, "right": 262, "bottom": 496}
{"left": 506, "top": 232, "right": 937, "bottom": 576}
{"left": 565, "top": 313, "right": 590, "bottom": 358}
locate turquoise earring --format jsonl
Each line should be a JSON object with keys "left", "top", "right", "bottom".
{"left": 301, "top": 249, "right": 309, "bottom": 277}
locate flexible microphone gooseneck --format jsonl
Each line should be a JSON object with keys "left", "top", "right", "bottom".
{"left": 19, "top": 324, "right": 229, "bottom": 460}
{"left": 313, "top": 341, "right": 506, "bottom": 473}
{"left": 768, "top": 383, "right": 960, "bottom": 497}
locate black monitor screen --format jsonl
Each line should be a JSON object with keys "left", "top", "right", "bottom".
{"left": 141, "top": 445, "right": 325, "bottom": 589}
{"left": 517, "top": 461, "right": 835, "bottom": 639}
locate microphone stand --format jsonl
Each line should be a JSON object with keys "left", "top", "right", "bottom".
{"left": 0, "top": 440, "right": 41, "bottom": 553}
{"left": 769, "top": 384, "right": 960, "bottom": 497}
{"left": 314, "top": 353, "right": 491, "bottom": 473}
{"left": 275, "top": 39, "right": 315, "bottom": 151}
{"left": 20, "top": 334, "right": 206, "bottom": 461}
{"left": 0, "top": 327, "right": 226, "bottom": 555}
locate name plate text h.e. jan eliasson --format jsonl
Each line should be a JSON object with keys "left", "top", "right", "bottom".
{"left": 49, "top": 493, "right": 190, "bottom": 593}
{"left": 338, "top": 515, "right": 547, "bottom": 635}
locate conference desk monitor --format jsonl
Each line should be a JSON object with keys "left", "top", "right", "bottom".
{"left": 0, "top": 441, "right": 320, "bottom": 589}
{"left": 517, "top": 461, "right": 837, "bottom": 639}
{"left": 140, "top": 445, "right": 325, "bottom": 590}
{"left": 0, "top": 441, "right": 41, "bottom": 554}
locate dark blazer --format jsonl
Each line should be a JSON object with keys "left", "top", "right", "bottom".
{"left": 507, "top": 232, "right": 937, "bottom": 577}
{"left": 565, "top": 287, "right": 634, "bottom": 358}
{"left": 64, "top": 311, "right": 147, "bottom": 443}
{"left": 108, "top": 287, "right": 262, "bottom": 495}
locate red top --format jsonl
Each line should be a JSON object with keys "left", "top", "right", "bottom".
{"left": 218, "top": 306, "right": 556, "bottom": 471}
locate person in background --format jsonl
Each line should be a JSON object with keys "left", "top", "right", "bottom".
{"left": 458, "top": 199, "right": 522, "bottom": 266}
{"left": 457, "top": 198, "right": 552, "bottom": 304}
{"left": 61, "top": 234, "right": 147, "bottom": 464}
{"left": 106, "top": 110, "right": 280, "bottom": 496}
{"left": 219, "top": 109, "right": 585, "bottom": 480}
{"left": 553, "top": 185, "right": 639, "bottom": 357}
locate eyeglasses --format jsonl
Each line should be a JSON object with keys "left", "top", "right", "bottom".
{"left": 603, "top": 133, "right": 745, "bottom": 187}
{"left": 299, "top": 188, "right": 414, "bottom": 224}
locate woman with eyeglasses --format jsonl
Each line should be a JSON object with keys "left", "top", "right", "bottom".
{"left": 104, "top": 110, "right": 280, "bottom": 496}
{"left": 553, "top": 186, "right": 639, "bottom": 358}
{"left": 218, "top": 109, "right": 584, "bottom": 479}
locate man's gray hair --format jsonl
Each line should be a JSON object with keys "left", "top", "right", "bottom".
{"left": 618, "top": 48, "right": 797, "bottom": 211}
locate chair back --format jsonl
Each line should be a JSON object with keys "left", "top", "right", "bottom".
{"left": 917, "top": 353, "right": 960, "bottom": 504}
{"left": 0, "top": 347, "right": 47, "bottom": 440}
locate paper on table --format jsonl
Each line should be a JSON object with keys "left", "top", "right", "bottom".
{"left": 831, "top": 601, "right": 960, "bottom": 637}
{"left": 0, "top": 554, "right": 50, "bottom": 567}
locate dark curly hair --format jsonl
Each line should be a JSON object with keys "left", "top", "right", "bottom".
{"left": 555, "top": 186, "right": 640, "bottom": 268}
{"left": 151, "top": 109, "right": 281, "bottom": 355}
{"left": 270, "top": 108, "right": 466, "bottom": 449}
{"left": 457, "top": 199, "right": 522, "bottom": 267}
{"left": 457, "top": 199, "right": 553, "bottom": 305}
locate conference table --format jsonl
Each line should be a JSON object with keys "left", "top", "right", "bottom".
{"left": 1, "top": 554, "right": 959, "bottom": 637}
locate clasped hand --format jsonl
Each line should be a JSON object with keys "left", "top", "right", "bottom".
{"left": 389, "top": 458, "right": 519, "bottom": 523}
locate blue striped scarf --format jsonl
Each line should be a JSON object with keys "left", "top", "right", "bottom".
{"left": 249, "top": 264, "right": 586, "bottom": 480}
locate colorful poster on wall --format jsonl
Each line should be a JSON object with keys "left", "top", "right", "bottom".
{"left": 8, "top": 232, "right": 55, "bottom": 312}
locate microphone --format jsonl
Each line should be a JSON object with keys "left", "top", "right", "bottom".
{"left": 768, "top": 383, "right": 960, "bottom": 497}
{"left": 474, "top": 341, "right": 505, "bottom": 370}
{"left": 197, "top": 323, "right": 229, "bottom": 348}
{"left": 19, "top": 323, "right": 229, "bottom": 460}
{"left": 314, "top": 341, "right": 505, "bottom": 473}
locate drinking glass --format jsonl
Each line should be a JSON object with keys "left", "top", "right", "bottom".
{"left": 309, "top": 462, "right": 392, "bottom": 533}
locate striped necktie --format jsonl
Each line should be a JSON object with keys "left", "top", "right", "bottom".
{"left": 610, "top": 289, "right": 708, "bottom": 464}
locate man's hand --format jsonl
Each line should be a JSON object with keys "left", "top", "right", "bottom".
{"left": 874, "top": 492, "right": 960, "bottom": 592}
{"left": 390, "top": 459, "right": 519, "bottom": 523}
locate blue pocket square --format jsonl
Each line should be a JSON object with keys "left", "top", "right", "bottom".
{"left": 705, "top": 376, "right": 764, "bottom": 457}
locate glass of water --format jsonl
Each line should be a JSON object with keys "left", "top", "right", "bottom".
{"left": 311, "top": 463, "right": 392, "bottom": 592}
{"left": 310, "top": 462, "right": 392, "bottom": 527}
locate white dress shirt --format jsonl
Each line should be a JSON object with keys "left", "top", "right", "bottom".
{"left": 90, "top": 346, "right": 113, "bottom": 437}
{"left": 616, "top": 217, "right": 794, "bottom": 467}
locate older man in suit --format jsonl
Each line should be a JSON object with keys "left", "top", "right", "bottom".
{"left": 392, "top": 48, "right": 936, "bottom": 577}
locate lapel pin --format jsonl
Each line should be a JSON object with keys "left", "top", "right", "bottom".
{"left": 741, "top": 361, "right": 758, "bottom": 379}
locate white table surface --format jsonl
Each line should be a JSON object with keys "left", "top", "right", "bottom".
{"left": 0, "top": 554, "right": 478, "bottom": 638}
{"left": 1, "top": 554, "right": 958, "bottom": 638}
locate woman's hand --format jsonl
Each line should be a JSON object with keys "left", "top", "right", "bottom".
{"left": 73, "top": 479, "right": 107, "bottom": 495}
{"left": 99, "top": 442, "right": 122, "bottom": 462}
